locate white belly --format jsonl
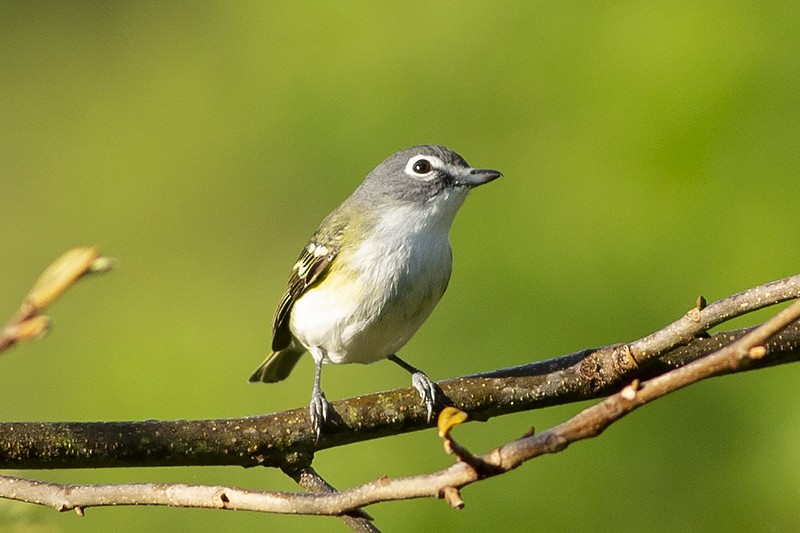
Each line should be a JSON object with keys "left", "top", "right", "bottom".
{"left": 289, "top": 209, "right": 454, "bottom": 365}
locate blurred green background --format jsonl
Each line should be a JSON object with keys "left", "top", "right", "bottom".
{"left": 2, "top": 2, "right": 799, "bottom": 531}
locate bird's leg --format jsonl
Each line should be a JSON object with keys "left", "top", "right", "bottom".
{"left": 387, "top": 354, "right": 437, "bottom": 422}
{"left": 309, "top": 357, "right": 328, "bottom": 442}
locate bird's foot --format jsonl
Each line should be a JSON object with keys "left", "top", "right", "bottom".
{"left": 411, "top": 370, "right": 437, "bottom": 422}
{"left": 309, "top": 389, "right": 329, "bottom": 443}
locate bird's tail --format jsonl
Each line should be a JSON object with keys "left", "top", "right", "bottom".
{"left": 248, "top": 347, "right": 305, "bottom": 383}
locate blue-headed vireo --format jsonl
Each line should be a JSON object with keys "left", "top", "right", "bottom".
{"left": 249, "top": 145, "right": 501, "bottom": 439}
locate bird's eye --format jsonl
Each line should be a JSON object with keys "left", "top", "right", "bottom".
{"left": 412, "top": 158, "right": 433, "bottom": 174}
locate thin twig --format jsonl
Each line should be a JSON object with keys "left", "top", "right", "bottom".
{"left": 0, "top": 247, "right": 114, "bottom": 353}
{"left": 628, "top": 274, "right": 800, "bottom": 362}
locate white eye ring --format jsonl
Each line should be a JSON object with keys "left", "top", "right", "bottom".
{"left": 404, "top": 155, "right": 444, "bottom": 179}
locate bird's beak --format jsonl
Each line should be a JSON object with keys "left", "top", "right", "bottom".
{"left": 454, "top": 167, "right": 503, "bottom": 188}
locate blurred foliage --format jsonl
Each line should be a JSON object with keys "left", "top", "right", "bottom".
{"left": 1, "top": 1, "right": 799, "bottom": 532}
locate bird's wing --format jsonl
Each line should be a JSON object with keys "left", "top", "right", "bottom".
{"left": 271, "top": 239, "right": 338, "bottom": 352}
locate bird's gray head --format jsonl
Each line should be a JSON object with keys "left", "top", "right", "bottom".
{"left": 353, "top": 145, "right": 501, "bottom": 206}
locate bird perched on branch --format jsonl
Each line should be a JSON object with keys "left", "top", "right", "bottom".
{"left": 249, "top": 145, "right": 501, "bottom": 440}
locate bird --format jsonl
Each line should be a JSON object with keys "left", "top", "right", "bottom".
{"left": 249, "top": 145, "right": 501, "bottom": 440}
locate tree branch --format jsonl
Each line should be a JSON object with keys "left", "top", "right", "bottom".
{"left": 2, "top": 274, "right": 798, "bottom": 470}
{"left": 0, "top": 322, "right": 797, "bottom": 471}
{"left": 1, "top": 255, "right": 799, "bottom": 519}
{"left": 2, "top": 296, "right": 797, "bottom": 516}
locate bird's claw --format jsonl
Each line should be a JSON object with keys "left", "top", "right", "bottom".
{"left": 309, "top": 389, "right": 329, "bottom": 442}
{"left": 411, "top": 371, "right": 437, "bottom": 422}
